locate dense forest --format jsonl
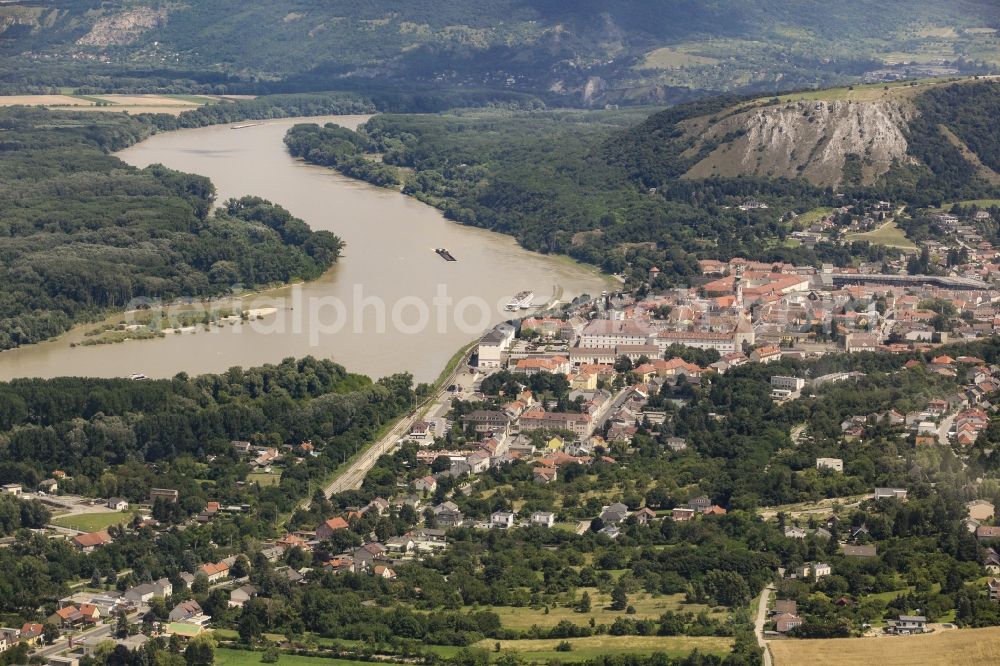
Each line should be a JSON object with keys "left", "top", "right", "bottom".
{"left": 0, "top": 105, "right": 345, "bottom": 351}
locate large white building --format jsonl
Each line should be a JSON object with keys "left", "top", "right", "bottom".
{"left": 478, "top": 323, "right": 516, "bottom": 369}
{"left": 579, "top": 319, "right": 652, "bottom": 348}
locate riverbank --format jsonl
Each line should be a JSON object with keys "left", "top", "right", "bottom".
{"left": 0, "top": 116, "right": 609, "bottom": 383}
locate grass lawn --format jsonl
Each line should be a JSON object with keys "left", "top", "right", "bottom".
{"left": 796, "top": 207, "right": 835, "bottom": 226}
{"left": 478, "top": 635, "right": 731, "bottom": 661}
{"left": 843, "top": 221, "right": 917, "bottom": 249}
{"left": 933, "top": 198, "right": 1000, "bottom": 212}
{"left": 51, "top": 511, "right": 135, "bottom": 532}
{"left": 463, "top": 591, "right": 726, "bottom": 630}
{"left": 769, "top": 626, "right": 1000, "bottom": 666}
{"left": 214, "top": 648, "right": 400, "bottom": 666}
{"left": 247, "top": 471, "right": 282, "bottom": 487}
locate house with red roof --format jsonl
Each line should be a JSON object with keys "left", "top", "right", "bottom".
{"left": 316, "top": 517, "right": 350, "bottom": 540}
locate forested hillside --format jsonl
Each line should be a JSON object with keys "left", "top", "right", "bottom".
{"left": 0, "top": 107, "right": 343, "bottom": 351}
{"left": 1, "top": 1, "right": 998, "bottom": 104}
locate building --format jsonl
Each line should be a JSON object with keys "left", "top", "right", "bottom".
{"left": 478, "top": 324, "right": 516, "bottom": 369}
{"left": 874, "top": 487, "right": 908, "bottom": 500}
{"left": 0, "top": 484, "right": 21, "bottom": 496}
{"left": 530, "top": 511, "right": 556, "bottom": 528}
{"left": 519, "top": 410, "right": 592, "bottom": 437}
{"left": 107, "top": 498, "right": 129, "bottom": 511}
{"left": 461, "top": 410, "right": 512, "bottom": 436}
{"left": 316, "top": 517, "right": 350, "bottom": 540}
{"left": 774, "top": 613, "right": 803, "bottom": 633}
{"left": 490, "top": 511, "right": 516, "bottom": 529}
{"left": 988, "top": 578, "right": 1000, "bottom": 602}
{"left": 887, "top": 615, "right": 927, "bottom": 635}
{"left": 124, "top": 578, "right": 173, "bottom": 604}
{"left": 169, "top": 601, "right": 203, "bottom": 623}
{"left": 72, "top": 531, "right": 112, "bottom": 553}
{"left": 579, "top": 319, "right": 652, "bottom": 349}
{"left": 771, "top": 376, "right": 805, "bottom": 392}
{"left": 816, "top": 458, "right": 844, "bottom": 473}
{"left": 414, "top": 476, "right": 438, "bottom": 494}
{"left": 229, "top": 585, "right": 257, "bottom": 608}
{"left": 149, "top": 488, "right": 179, "bottom": 504}
{"left": 840, "top": 544, "right": 877, "bottom": 558}
{"left": 197, "top": 562, "right": 230, "bottom": 583}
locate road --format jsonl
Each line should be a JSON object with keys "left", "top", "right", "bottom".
{"left": 938, "top": 412, "right": 956, "bottom": 446}
{"left": 301, "top": 347, "right": 476, "bottom": 507}
{"left": 754, "top": 584, "right": 774, "bottom": 666}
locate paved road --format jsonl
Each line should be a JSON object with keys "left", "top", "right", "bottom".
{"left": 754, "top": 584, "right": 774, "bottom": 666}
{"left": 938, "top": 412, "right": 956, "bottom": 446}
{"left": 301, "top": 348, "right": 476, "bottom": 507}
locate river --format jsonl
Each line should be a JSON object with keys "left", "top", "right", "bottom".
{"left": 0, "top": 116, "right": 610, "bottom": 383}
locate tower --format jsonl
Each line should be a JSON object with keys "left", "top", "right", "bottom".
{"left": 734, "top": 264, "right": 745, "bottom": 310}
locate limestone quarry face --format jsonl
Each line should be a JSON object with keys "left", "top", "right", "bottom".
{"left": 682, "top": 99, "right": 916, "bottom": 188}
{"left": 76, "top": 7, "right": 166, "bottom": 47}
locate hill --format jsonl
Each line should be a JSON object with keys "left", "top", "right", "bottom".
{"left": 1, "top": 1, "right": 999, "bottom": 103}
{"left": 607, "top": 78, "right": 1000, "bottom": 201}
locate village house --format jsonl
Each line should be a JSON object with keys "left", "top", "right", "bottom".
{"left": 531, "top": 511, "right": 556, "bottom": 528}
{"left": 490, "top": 511, "right": 516, "bottom": 529}
{"left": 414, "top": 476, "right": 438, "bottom": 494}
{"left": 229, "top": 585, "right": 257, "bottom": 608}
{"left": 373, "top": 565, "right": 397, "bottom": 579}
{"left": 316, "top": 517, "right": 350, "bottom": 540}
{"left": 72, "top": 531, "right": 113, "bottom": 553}
{"left": 107, "top": 497, "right": 129, "bottom": 511}
{"left": 124, "top": 578, "right": 173, "bottom": 604}
{"left": 774, "top": 613, "right": 803, "bottom": 633}
{"left": 198, "top": 562, "right": 230, "bottom": 583}
{"left": 169, "top": 601, "right": 203, "bottom": 623}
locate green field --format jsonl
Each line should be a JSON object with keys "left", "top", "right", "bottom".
{"left": 247, "top": 471, "right": 282, "bottom": 487}
{"left": 215, "top": 648, "right": 397, "bottom": 666}
{"left": 51, "top": 511, "right": 135, "bottom": 532}
{"left": 476, "top": 635, "right": 732, "bottom": 661}
{"left": 934, "top": 198, "right": 1000, "bottom": 211}
{"left": 843, "top": 220, "right": 917, "bottom": 249}
{"left": 461, "top": 590, "right": 726, "bottom": 630}
{"left": 636, "top": 46, "right": 721, "bottom": 69}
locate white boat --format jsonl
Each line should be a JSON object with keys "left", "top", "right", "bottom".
{"left": 505, "top": 291, "right": 534, "bottom": 311}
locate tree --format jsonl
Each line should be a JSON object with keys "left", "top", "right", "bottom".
{"left": 184, "top": 634, "right": 217, "bottom": 666}
{"left": 239, "top": 612, "right": 262, "bottom": 645}
{"left": 610, "top": 584, "right": 628, "bottom": 611}
{"left": 576, "top": 591, "right": 591, "bottom": 613}
{"left": 115, "top": 611, "right": 129, "bottom": 638}
{"left": 261, "top": 646, "right": 280, "bottom": 664}
{"left": 704, "top": 570, "right": 751, "bottom": 607}
{"left": 42, "top": 622, "right": 60, "bottom": 645}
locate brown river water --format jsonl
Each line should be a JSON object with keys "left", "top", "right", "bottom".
{"left": 0, "top": 116, "right": 610, "bottom": 383}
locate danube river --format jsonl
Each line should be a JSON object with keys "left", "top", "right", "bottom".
{"left": 0, "top": 116, "right": 610, "bottom": 383}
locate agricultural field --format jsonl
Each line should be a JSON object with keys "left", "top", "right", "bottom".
{"left": 0, "top": 93, "right": 225, "bottom": 115}
{"left": 636, "top": 46, "right": 721, "bottom": 70}
{"left": 51, "top": 511, "right": 135, "bottom": 532}
{"left": 769, "top": 626, "right": 1000, "bottom": 666}
{"left": 478, "top": 635, "right": 732, "bottom": 661}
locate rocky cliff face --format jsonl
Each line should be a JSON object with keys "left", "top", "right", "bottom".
{"left": 76, "top": 8, "right": 166, "bottom": 47}
{"left": 681, "top": 99, "right": 916, "bottom": 188}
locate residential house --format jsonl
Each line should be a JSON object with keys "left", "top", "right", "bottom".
{"left": 414, "top": 476, "right": 438, "bottom": 494}
{"left": 672, "top": 508, "right": 695, "bottom": 522}
{"left": 198, "top": 562, "right": 230, "bottom": 583}
{"left": 490, "top": 511, "right": 516, "bottom": 529}
{"left": 169, "top": 601, "right": 203, "bottom": 623}
{"left": 886, "top": 615, "right": 927, "bottom": 635}
{"left": 774, "top": 600, "right": 798, "bottom": 616}
{"left": 228, "top": 585, "right": 257, "bottom": 608}
{"left": 107, "top": 498, "right": 129, "bottom": 511}
{"left": 989, "top": 578, "right": 1000, "bottom": 602}
{"left": 634, "top": 507, "right": 657, "bottom": 525}
{"left": 600, "top": 503, "right": 630, "bottom": 524}
{"left": 774, "top": 613, "right": 803, "bottom": 633}
{"left": 531, "top": 511, "right": 556, "bottom": 528}
{"left": 874, "top": 487, "right": 908, "bottom": 500}
{"left": 72, "top": 531, "right": 113, "bottom": 553}
{"left": 373, "top": 565, "right": 396, "bottom": 579}
{"left": 149, "top": 488, "right": 179, "bottom": 504}
{"left": 316, "top": 517, "right": 350, "bottom": 540}
{"left": 687, "top": 497, "right": 713, "bottom": 512}
{"left": 433, "top": 502, "right": 464, "bottom": 528}
{"left": 1, "top": 484, "right": 21, "bottom": 496}
{"left": 124, "top": 578, "right": 173, "bottom": 604}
